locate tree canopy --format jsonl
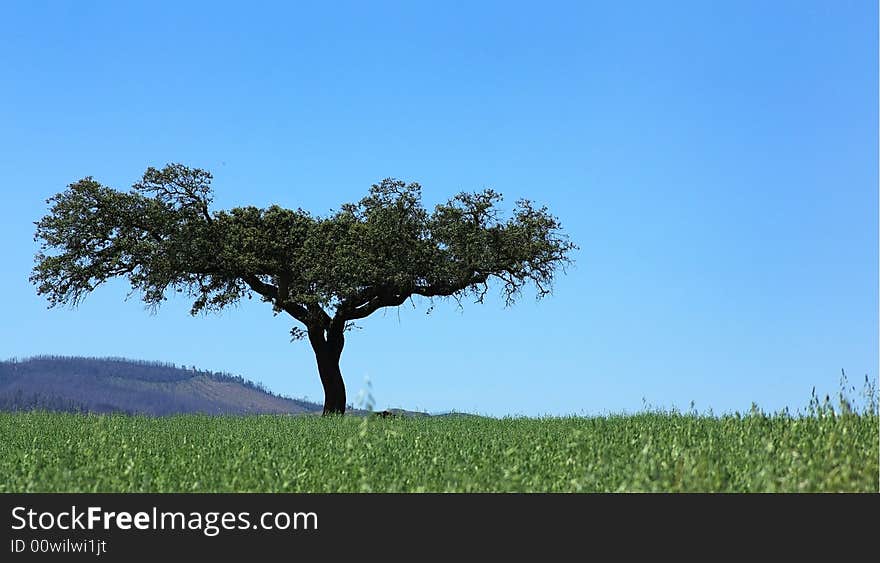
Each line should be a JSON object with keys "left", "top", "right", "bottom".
{"left": 32, "top": 164, "right": 576, "bottom": 413}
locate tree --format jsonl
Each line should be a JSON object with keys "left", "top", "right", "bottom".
{"left": 31, "top": 164, "right": 576, "bottom": 414}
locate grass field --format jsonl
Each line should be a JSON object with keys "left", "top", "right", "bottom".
{"left": 1, "top": 409, "right": 876, "bottom": 492}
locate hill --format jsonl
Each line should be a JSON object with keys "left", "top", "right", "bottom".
{"left": 0, "top": 356, "right": 322, "bottom": 415}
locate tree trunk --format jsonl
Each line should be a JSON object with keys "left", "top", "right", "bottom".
{"left": 308, "top": 325, "right": 346, "bottom": 415}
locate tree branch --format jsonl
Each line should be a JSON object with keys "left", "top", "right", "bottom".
{"left": 338, "top": 290, "right": 408, "bottom": 321}
{"left": 410, "top": 272, "right": 490, "bottom": 299}
{"left": 242, "top": 274, "right": 311, "bottom": 326}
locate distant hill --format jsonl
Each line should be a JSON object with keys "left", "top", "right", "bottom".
{"left": 0, "top": 356, "right": 322, "bottom": 415}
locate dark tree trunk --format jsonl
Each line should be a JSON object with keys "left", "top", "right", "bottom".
{"left": 308, "top": 325, "right": 346, "bottom": 415}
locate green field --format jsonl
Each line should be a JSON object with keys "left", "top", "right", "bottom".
{"left": 1, "top": 410, "right": 877, "bottom": 492}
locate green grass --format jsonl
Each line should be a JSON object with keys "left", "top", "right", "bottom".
{"left": 1, "top": 410, "right": 876, "bottom": 492}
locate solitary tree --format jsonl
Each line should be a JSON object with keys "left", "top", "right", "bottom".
{"left": 31, "top": 164, "right": 576, "bottom": 414}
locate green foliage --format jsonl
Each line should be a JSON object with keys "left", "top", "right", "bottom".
{"left": 1, "top": 411, "right": 875, "bottom": 492}
{"left": 32, "top": 165, "right": 576, "bottom": 329}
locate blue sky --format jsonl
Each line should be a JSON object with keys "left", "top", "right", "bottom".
{"left": 0, "top": 1, "right": 876, "bottom": 416}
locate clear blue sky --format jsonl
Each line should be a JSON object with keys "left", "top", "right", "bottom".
{"left": 0, "top": 1, "right": 876, "bottom": 416}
